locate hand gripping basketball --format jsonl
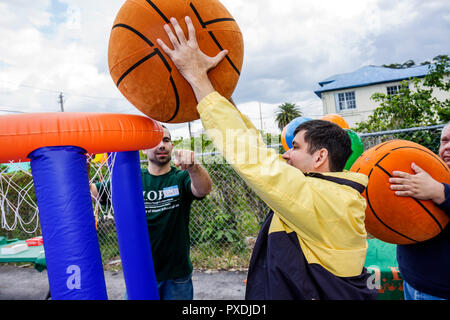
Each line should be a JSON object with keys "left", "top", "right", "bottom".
{"left": 157, "top": 16, "right": 228, "bottom": 101}
{"left": 390, "top": 162, "right": 446, "bottom": 204}
{"left": 350, "top": 139, "right": 449, "bottom": 244}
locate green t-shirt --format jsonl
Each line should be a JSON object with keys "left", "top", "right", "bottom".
{"left": 97, "top": 166, "right": 200, "bottom": 281}
{"left": 141, "top": 166, "right": 199, "bottom": 281}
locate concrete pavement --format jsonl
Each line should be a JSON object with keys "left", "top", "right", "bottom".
{"left": 0, "top": 264, "right": 247, "bottom": 300}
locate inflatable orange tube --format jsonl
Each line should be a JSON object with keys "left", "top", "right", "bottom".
{"left": 0, "top": 112, "right": 163, "bottom": 163}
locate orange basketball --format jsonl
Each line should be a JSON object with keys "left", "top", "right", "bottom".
{"left": 321, "top": 114, "right": 349, "bottom": 129}
{"left": 108, "top": 0, "right": 244, "bottom": 123}
{"left": 350, "top": 139, "right": 450, "bottom": 244}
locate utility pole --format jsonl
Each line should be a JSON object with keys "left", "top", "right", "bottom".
{"left": 188, "top": 121, "right": 194, "bottom": 151}
{"left": 259, "top": 102, "right": 263, "bottom": 131}
{"left": 188, "top": 121, "right": 192, "bottom": 139}
{"left": 58, "top": 92, "right": 64, "bottom": 112}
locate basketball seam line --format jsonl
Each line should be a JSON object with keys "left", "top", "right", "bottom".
{"left": 189, "top": 3, "right": 207, "bottom": 28}
{"left": 375, "top": 163, "right": 391, "bottom": 177}
{"left": 374, "top": 152, "right": 391, "bottom": 168}
{"left": 365, "top": 183, "right": 419, "bottom": 243}
{"left": 112, "top": 24, "right": 154, "bottom": 47}
{"left": 375, "top": 141, "right": 390, "bottom": 151}
{"left": 139, "top": 0, "right": 184, "bottom": 121}
{"left": 145, "top": 0, "right": 170, "bottom": 23}
{"left": 412, "top": 198, "right": 444, "bottom": 231}
{"left": 112, "top": 24, "right": 180, "bottom": 121}
{"left": 116, "top": 51, "right": 158, "bottom": 87}
{"left": 189, "top": 3, "right": 236, "bottom": 27}
{"left": 204, "top": 18, "right": 236, "bottom": 26}
{"left": 189, "top": 2, "right": 241, "bottom": 76}
{"left": 367, "top": 164, "right": 419, "bottom": 242}
{"left": 377, "top": 161, "right": 444, "bottom": 232}
{"left": 155, "top": 48, "right": 172, "bottom": 72}
{"left": 166, "top": 76, "right": 180, "bottom": 122}
{"left": 208, "top": 31, "right": 241, "bottom": 76}
{"left": 375, "top": 158, "right": 444, "bottom": 236}
{"left": 390, "top": 146, "right": 449, "bottom": 171}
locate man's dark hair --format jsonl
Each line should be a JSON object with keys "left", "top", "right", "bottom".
{"left": 160, "top": 124, "right": 171, "bottom": 140}
{"left": 293, "top": 120, "right": 352, "bottom": 172}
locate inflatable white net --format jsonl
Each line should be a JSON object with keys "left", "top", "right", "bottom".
{"left": 0, "top": 153, "right": 116, "bottom": 235}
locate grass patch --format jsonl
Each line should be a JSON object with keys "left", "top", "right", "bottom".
{"left": 190, "top": 243, "right": 252, "bottom": 271}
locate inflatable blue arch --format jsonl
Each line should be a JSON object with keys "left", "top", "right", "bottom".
{"left": 0, "top": 112, "right": 163, "bottom": 300}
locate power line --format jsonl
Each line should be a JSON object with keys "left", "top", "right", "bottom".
{"left": 0, "top": 103, "right": 30, "bottom": 112}
{"left": 0, "top": 80, "right": 123, "bottom": 101}
{"left": 0, "top": 80, "right": 60, "bottom": 93}
{"left": 64, "top": 92, "right": 123, "bottom": 101}
{"left": 0, "top": 109, "right": 25, "bottom": 113}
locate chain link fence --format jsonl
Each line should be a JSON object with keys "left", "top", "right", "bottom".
{"left": 0, "top": 124, "right": 445, "bottom": 270}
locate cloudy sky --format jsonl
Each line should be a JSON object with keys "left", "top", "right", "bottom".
{"left": 0, "top": 0, "right": 449, "bottom": 138}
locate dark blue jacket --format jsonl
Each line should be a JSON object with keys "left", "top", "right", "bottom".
{"left": 397, "top": 183, "right": 450, "bottom": 299}
{"left": 245, "top": 211, "right": 378, "bottom": 300}
{"left": 245, "top": 174, "right": 378, "bottom": 300}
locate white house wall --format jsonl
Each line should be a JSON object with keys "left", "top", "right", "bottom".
{"left": 321, "top": 76, "right": 450, "bottom": 128}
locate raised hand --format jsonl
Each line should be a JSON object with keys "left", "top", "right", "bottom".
{"left": 173, "top": 149, "right": 196, "bottom": 171}
{"left": 157, "top": 16, "right": 228, "bottom": 102}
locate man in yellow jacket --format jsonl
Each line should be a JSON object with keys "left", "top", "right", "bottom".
{"left": 156, "top": 16, "right": 377, "bottom": 300}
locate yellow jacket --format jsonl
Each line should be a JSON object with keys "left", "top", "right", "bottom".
{"left": 198, "top": 92, "right": 369, "bottom": 277}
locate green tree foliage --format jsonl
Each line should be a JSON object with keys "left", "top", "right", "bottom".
{"left": 355, "top": 55, "right": 450, "bottom": 133}
{"left": 382, "top": 59, "right": 430, "bottom": 69}
{"left": 275, "top": 102, "right": 302, "bottom": 131}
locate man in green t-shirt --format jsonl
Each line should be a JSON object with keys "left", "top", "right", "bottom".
{"left": 91, "top": 125, "right": 212, "bottom": 299}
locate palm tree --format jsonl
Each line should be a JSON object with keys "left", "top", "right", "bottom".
{"left": 275, "top": 102, "right": 302, "bottom": 131}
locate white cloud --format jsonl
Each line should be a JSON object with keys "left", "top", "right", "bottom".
{"left": 0, "top": 0, "right": 449, "bottom": 139}
{"left": 0, "top": 1, "right": 52, "bottom": 29}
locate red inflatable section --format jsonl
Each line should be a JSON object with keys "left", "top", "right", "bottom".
{"left": 0, "top": 112, "right": 163, "bottom": 163}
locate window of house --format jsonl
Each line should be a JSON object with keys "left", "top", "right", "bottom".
{"left": 386, "top": 84, "right": 408, "bottom": 100}
{"left": 335, "top": 92, "right": 356, "bottom": 111}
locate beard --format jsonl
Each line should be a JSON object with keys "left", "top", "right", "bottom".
{"left": 148, "top": 152, "right": 171, "bottom": 166}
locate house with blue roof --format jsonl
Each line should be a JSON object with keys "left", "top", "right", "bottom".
{"left": 314, "top": 64, "right": 449, "bottom": 127}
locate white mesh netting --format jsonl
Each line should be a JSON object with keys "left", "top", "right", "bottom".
{"left": 0, "top": 152, "right": 117, "bottom": 234}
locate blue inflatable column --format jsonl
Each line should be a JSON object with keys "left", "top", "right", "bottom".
{"left": 29, "top": 146, "right": 108, "bottom": 300}
{"left": 110, "top": 151, "right": 159, "bottom": 300}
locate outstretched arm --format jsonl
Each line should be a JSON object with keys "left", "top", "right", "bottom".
{"left": 174, "top": 149, "right": 212, "bottom": 198}
{"left": 389, "top": 162, "right": 446, "bottom": 205}
{"left": 157, "top": 16, "right": 228, "bottom": 102}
